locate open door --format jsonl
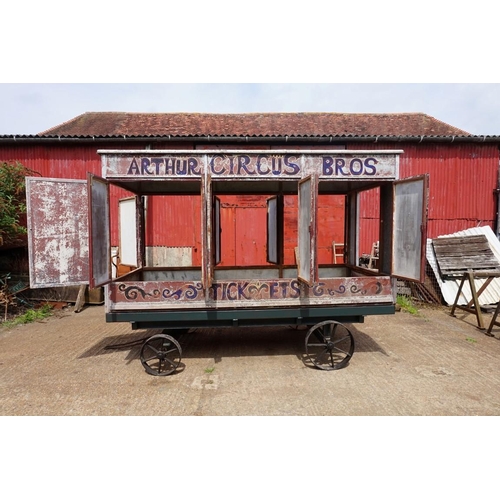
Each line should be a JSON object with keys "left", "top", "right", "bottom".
{"left": 88, "top": 174, "right": 111, "bottom": 289}
{"left": 118, "top": 197, "right": 139, "bottom": 268}
{"left": 392, "top": 174, "right": 428, "bottom": 282}
{"left": 26, "top": 177, "right": 89, "bottom": 288}
{"left": 213, "top": 195, "right": 221, "bottom": 267}
{"left": 267, "top": 196, "right": 279, "bottom": 264}
{"left": 298, "top": 175, "right": 318, "bottom": 285}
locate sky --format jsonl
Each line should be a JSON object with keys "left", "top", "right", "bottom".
{"left": 1, "top": 83, "right": 499, "bottom": 136}
{"left": 2, "top": 2, "right": 499, "bottom": 137}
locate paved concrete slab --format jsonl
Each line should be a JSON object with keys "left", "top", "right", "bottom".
{"left": 1, "top": 303, "right": 500, "bottom": 415}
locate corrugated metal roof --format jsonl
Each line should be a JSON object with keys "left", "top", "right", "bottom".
{"left": 427, "top": 226, "right": 500, "bottom": 306}
{"left": 36, "top": 112, "right": 473, "bottom": 138}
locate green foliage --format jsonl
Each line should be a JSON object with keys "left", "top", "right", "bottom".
{"left": 397, "top": 294, "right": 419, "bottom": 315}
{"left": 0, "top": 161, "right": 40, "bottom": 245}
{"left": 1, "top": 303, "right": 52, "bottom": 328}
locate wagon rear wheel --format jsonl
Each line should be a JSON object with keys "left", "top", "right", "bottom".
{"left": 140, "top": 334, "right": 182, "bottom": 376}
{"left": 305, "top": 320, "right": 354, "bottom": 370}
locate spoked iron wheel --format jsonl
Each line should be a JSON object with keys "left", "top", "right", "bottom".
{"left": 140, "top": 334, "right": 182, "bottom": 376}
{"left": 305, "top": 320, "right": 355, "bottom": 370}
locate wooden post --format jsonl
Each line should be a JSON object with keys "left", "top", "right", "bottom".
{"left": 74, "top": 284, "right": 87, "bottom": 313}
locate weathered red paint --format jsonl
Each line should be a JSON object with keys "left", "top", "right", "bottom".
{"left": 2, "top": 141, "right": 498, "bottom": 266}
{"left": 347, "top": 142, "right": 499, "bottom": 252}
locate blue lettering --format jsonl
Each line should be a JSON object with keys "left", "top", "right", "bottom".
{"left": 177, "top": 159, "right": 187, "bottom": 175}
{"left": 164, "top": 157, "right": 176, "bottom": 175}
{"left": 349, "top": 159, "right": 364, "bottom": 176}
{"left": 284, "top": 155, "right": 300, "bottom": 175}
{"left": 335, "top": 159, "right": 348, "bottom": 176}
{"left": 127, "top": 158, "right": 140, "bottom": 175}
{"left": 141, "top": 158, "right": 153, "bottom": 175}
{"left": 290, "top": 280, "right": 301, "bottom": 298}
{"left": 188, "top": 158, "right": 200, "bottom": 175}
{"left": 364, "top": 157, "right": 377, "bottom": 175}
{"left": 151, "top": 158, "right": 163, "bottom": 175}
{"left": 227, "top": 283, "right": 238, "bottom": 300}
{"left": 237, "top": 155, "right": 254, "bottom": 175}
{"left": 211, "top": 283, "right": 222, "bottom": 300}
{"left": 323, "top": 156, "right": 334, "bottom": 175}
{"left": 270, "top": 282, "right": 279, "bottom": 298}
{"left": 271, "top": 157, "right": 282, "bottom": 176}
{"left": 256, "top": 155, "right": 270, "bottom": 175}
{"left": 238, "top": 282, "right": 250, "bottom": 300}
{"left": 210, "top": 155, "right": 225, "bottom": 175}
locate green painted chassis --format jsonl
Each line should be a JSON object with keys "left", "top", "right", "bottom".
{"left": 106, "top": 303, "right": 395, "bottom": 330}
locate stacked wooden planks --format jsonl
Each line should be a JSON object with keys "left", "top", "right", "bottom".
{"left": 432, "top": 234, "right": 500, "bottom": 279}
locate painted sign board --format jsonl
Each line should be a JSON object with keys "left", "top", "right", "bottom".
{"left": 100, "top": 150, "right": 401, "bottom": 181}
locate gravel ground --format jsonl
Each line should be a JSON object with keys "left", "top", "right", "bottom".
{"left": 1, "top": 302, "right": 500, "bottom": 416}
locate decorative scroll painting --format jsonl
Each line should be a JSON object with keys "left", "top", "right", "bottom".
{"left": 107, "top": 276, "right": 393, "bottom": 311}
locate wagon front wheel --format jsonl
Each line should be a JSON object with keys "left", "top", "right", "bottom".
{"left": 140, "top": 334, "right": 182, "bottom": 376}
{"left": 305, "top": 320, "right": 354, "bottom": 370}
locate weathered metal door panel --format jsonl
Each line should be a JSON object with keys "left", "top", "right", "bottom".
{"left": 267, "top": 196, "right": 278, "bottom": 264}
{"left": 392, "top": 174, "right": 429, "bottom": 282}
{"left": 213, "top": 195, "right": 222, "bottom": 266}
{"left": 88, "top": 174, "right": 111, "bottom": 288}
{"left": 118, "top": 197, "right": 138, "bottom": 267}
{"left": 298, "top": 175, "right": 318, "bottom": 285}
{"left": 26, "top": 177, "right": 89, "bottom": 288}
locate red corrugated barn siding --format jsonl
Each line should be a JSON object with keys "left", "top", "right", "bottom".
{"left": 2, "top": 140, "right": 498, "bottom": 268}
{"left": 0, "top": 144, "right": 102, "bottom": 179}
{"left": 348, "top": 142, "right": 499, "bottom": 252}
{"left": 145, "top": 195, "right": 202, "bottom": 266}
{"left": 0, "top": 144, "right": 215, "bottom": 258}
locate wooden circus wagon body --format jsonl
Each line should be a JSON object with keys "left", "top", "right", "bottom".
{"left": 26, "top": 149, "right": 428, "bottom": 374}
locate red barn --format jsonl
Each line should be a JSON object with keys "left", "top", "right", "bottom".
{"left": 1, "top": 112, "right": 499, "bottom": 283}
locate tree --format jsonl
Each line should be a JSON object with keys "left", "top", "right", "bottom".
{"left": 0, "top": 161, "right": 40, "bottom": 247}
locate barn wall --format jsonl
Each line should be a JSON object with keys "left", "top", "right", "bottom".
{"left": 1, "top": 140, "right": 498, "bottom": 267}
{"left": 348, "top": 142, "right": 499, "bottom": 254}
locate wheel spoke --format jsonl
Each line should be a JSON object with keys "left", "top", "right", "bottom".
{"left": 164, "top": 347, "right": 179, "bottom": 356}
{"left": 332, "top": 334, "right": 350, "bottom": 346}
{"left": 332, "top": 346, "right": 352, "bottom": 357}
{"left": 304, "top": 321, "right": 354, "bottom": 370}
{"left": 140, "top": 334, "right": 182, "bottom": 376}
{"left": 143, "top": 354, "right": 160, "bottom": 363}
{"left": 307, "top": 342, "right": 328, "bottom": 348}
{"left": 144, "top": 344, "right": 160, "bottom": 356}
{"left": 313, "top": 347, "right": 329, "bottom": 364}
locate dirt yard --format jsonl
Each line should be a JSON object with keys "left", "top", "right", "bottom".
{"left": 1, "top": 301, "right": 499, "bottom": 416}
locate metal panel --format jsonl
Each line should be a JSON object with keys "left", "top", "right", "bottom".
{"left": 26, "top": 177, "right": 89, "bottom": 288}
{"left": 392, "top": 175, "right": 428, "bottom": 282}
{"left": 347, "top": 142, "right": 499, "bottom": 250}
{"left": 298, "top": 175, "right": 318, "bottom": 285}
{"left": 267, "top": 196, "right": 278, "bottom": 264}
{"left": 145, "top": 246, "right": 192, "bottom": 266}
{"left": 88, "top": 174, "right": 111, "bottom": 288}
{"left": 213, "top": 196, "right": 221, "bottom": 266}
{"left": 118, "top": 197, "right": 138, "bottom": 267}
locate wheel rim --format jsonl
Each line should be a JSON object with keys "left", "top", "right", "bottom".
{"left": 140, "top": 334, "right": 182, "bottom": 376}
{"left": 305, "top": 321, "right": 354, "bottom": 370}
